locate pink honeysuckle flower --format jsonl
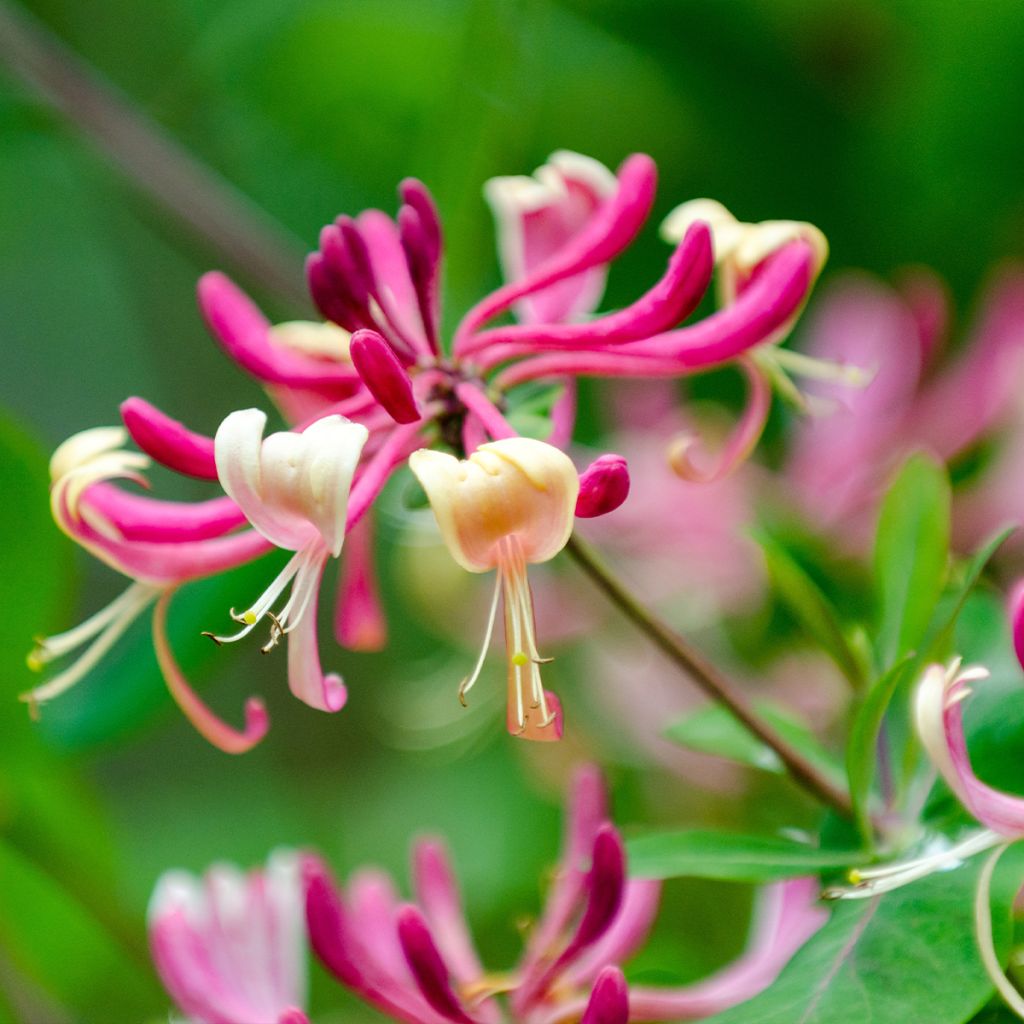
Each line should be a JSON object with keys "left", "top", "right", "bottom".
{"left": 149, "top": 850, "right": 309, "bottom": 1024}
{"left": 484, "top": 150, "right": 618, "bottom": 326}
{"left": 34, "top": 150, "right": 828, "bottom": 745}
{"left": 831, "top": 591, "right": 1024, "bottom": 901}
{"left": 304, "top": 765, "right": 827, "bottom": 1024}
{"left": 408, "top": 437, "right": 579, "bottom": 741}
{"left": 786, "top": 267, "right": 1024, "bottom": 549}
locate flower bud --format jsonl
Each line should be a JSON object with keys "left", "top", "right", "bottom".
{"left": 349, "top": 328, "right": 420, "bottom": 424}
{"left": 575, "top": 453, "right": 630, "bottom": 518}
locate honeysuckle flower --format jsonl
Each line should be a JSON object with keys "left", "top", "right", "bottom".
{"left": 786, "top": 267, "right": 1024, "bottom": 549}
{"left": 830, "top": 590, "right": 1024, "bottom": 902}
{"left": 409, "top": 438, "right": 578, "bottom": 741}
{"left": 304, "top": 765, "right": 827, "bottom": 1024}
{"left": 656, "top": 199, "right": 833, "bottom": 481}
{"left": 204, "top": 409, "right": 368, "bottom": 712}
{"left": 33, "top": 148, "right": 828, "bottom": 746}
{"left": 149, "top": 850, "right": 309, "bottom": 1024}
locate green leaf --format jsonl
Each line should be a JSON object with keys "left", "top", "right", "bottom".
{"left": 627, "top": 831, "right": 867, "bottom": 883}
{"left": 845, "top": 656, "right": 916, "bottom": 846}
{"left": 666, "top": 701, "right": 843, "bottom": 786}
{"left": 756, "top": 530, "right": 866, "bottom": 689}
{"left": 704, "top": 848, "right": 1022, "bottom": 1024}
{"left": 874, "top": 453, "right": 951, "bottom": 667}
{"left": 0, "top": 839, "right": 159, "bottom": 1019}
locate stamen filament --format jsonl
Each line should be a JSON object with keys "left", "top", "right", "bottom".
{"left": 459, "top": 570, "right": 503, "bottom": 706}
{"left": 22, "top": 582, "right": 160, "bottom": 704}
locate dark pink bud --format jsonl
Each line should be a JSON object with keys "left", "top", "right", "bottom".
{"left": 576, "top": 454, "right": 630, "bottom": 518}
{"left": 581, "top": 967, "right": 630, "bottom": 1024}
{"left": 396, "top": 905, "right": 476, "bottom": 1024}
{"left": 1010, "top": 581, "right": 1024, "bottom": 670}
{"left": 350, "top": 329, "right": 420, "bottom": 424}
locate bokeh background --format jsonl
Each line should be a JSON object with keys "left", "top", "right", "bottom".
{"left": 1, "top": 0, "right": 1023, "bottom": 1019}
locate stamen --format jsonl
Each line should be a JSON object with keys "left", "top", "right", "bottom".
{"left": 21, "top": 582, "right": 160, "bottom": 704}
{"left": 769, "top": 347, "right": 876, "bottom": 388}
{"left": 458, "top": 570, "right": 503, "bottom": 707}
{"left": 823, "top": 830, "right": 1003, "bottom": 900}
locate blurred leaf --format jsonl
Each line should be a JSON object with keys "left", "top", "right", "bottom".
{"left": 845, "top": 655, "right": 915, "bottom": 847}
{"left": 873, "top": 453, "right": 951, "bottom": 668}
{"left": 0, "top": 839, "right": 159, "bottom": 1019}
{"left": 666, "top": 701, "right": 843, "bottom": 786}
{"left": 756, "top": 529, "right": 867, "bottom": 688}
{"left": 627, "top": 831, "right": 866, "bottom": 882}
{"left": 704, "top": 847, "right": 1023, "bottom": 1024}
{"left": 0, "top": 411, "right": 75, "bottom": 761}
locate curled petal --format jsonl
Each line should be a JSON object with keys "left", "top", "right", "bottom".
{"left": 409, "top": 439, "right": 579, "bottom": 572}
{"left": 581, "top": 967, "right": 630, "bottom": 1024}
{"left": 1011, "top": 582, "right": 1024, "bottom": 670}
{"left": 467, "top": 222, "right": 713, "bottom": 360}
{"left": 576, "top": 454, "right": 630, "bottom": 518}
{"left": 667, "top": 359, "right": 770, "bottom": 483}
{"left": 455, "top": 153, "right": 657, "bottom": 351}
{"left": 153, "top": 590, "right": 269, "bottom": 754}
{"left": 286, "top": 564, "right": 348, "bottom": 713}
{"left": 198, "top": 272, "right": 359, "bottom": 394}
{"left": 84, "top": 485, "right": 245, "bottom": 542}
{"left": 915, "top": 660, "right": 1024, "bottom": 836}
{"left": 624, "top": 878, "right": 828, "bottom": 1022}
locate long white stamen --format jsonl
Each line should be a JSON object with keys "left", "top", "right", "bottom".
{"left": 29, "top": 582, "right": 152, "bottom": 666}
{"left": 23, "top": 583, "right": 160, "bottom": 703}
{"left": 512, "top": 566, "right": 553, "bottom": 726}
{"left": 274, "top": 549, "right": 327, "bottom": 636}
{"left": 826, "top": 830, "right": 1003, "bottom": 900}
{"left": 974, "top": 843, "right": 1024, "bottom": 1018}
{"left": 458, "top": 570, "right": 503, "bottom": 706}
{"left": 504, "top": 562, "right": 526, "bottom": 732}
{"left": 770, "top": 347, "right": 876, "bottom": 388}
{"left": 206, "top": 549, "right": 308, "bottom": 644}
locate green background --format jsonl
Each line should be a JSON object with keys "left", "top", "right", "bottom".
{"left": 1, "top": 0, "right": 1023, "bottom": 1019}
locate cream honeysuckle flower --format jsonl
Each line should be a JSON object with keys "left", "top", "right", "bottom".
{"left": 409, "top": 437, "right": 578, "bottom": 741}
{"left": 207, "top": 409, "right": 368, "bottom": 712}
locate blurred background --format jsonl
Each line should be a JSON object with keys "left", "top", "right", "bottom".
{"left": 1, "top": 0, "right": 1023, "bottom": 1019}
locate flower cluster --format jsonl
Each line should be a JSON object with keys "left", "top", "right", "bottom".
{"left": 25, "top": 150, "right": 826, "bottom": 751}
{"left": 149, "top": 767, "right": 827, "bottom": 1024}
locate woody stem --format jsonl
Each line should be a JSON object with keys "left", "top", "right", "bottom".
{"left": 565, "top": 532, "right": 855, "bottom": 820}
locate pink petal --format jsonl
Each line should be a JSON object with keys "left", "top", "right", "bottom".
{"left": 85, "top": 485, "right": 246, "bottom": 542}
{"left": 153, "top": 591, "right": 269, "bottom": 754}
{"left": 396, "top": 905, "right": 478, "bottom": 1024}
{"left": 625, "top": 878, "right": 827, "bottom": 1021}
{"left": 411, "top": 841, "right": 486, "bottom": 986}
{"left": 581, "top": 966, "right": 630, "bottom": 1024}
{"left": 455, "top": 154, "right": 657, "bottom": 351}
{"left": 286, "top": 567, "right": 348, "bottom": 713}
{"left": 335, "top": 515, "right": 387, "bottom": 652}
{"left": 198, "top": 272, "right": 359, "bottom": 395}
{"left": 121, "top": 397, "right": 218, "bottom": 479}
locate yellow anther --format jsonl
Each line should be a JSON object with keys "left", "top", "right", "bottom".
{"left": 512, "top": 651, "right": 529, "bottom": 667}
{"left": 26, "top": 651, "right": 44, "bottom": 672}
{"left": 242, "top": 610, "right": 258, "bottom": 625}
{"left": 847, "top": 868, "right": 863, "bottom": 885}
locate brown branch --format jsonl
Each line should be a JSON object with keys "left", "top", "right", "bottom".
{"left": 0, "top": 0, "right": 310, "bottom": 309}
{"left": 566, "top": 533, "right": 855, "bottom": 819}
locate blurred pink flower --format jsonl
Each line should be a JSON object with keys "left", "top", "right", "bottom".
{"left": 149, "top": 850, "right": 309, "bottom": 1024}
{"left": 305, "top": 766, "right": 827, "bottom": 1023}
{"left": 788, "top": 268, "right": 1024, "bottom": 549}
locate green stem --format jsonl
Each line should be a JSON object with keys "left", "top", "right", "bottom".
{"left": 565, "top": 533, "right": 855, "bottom": 820}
